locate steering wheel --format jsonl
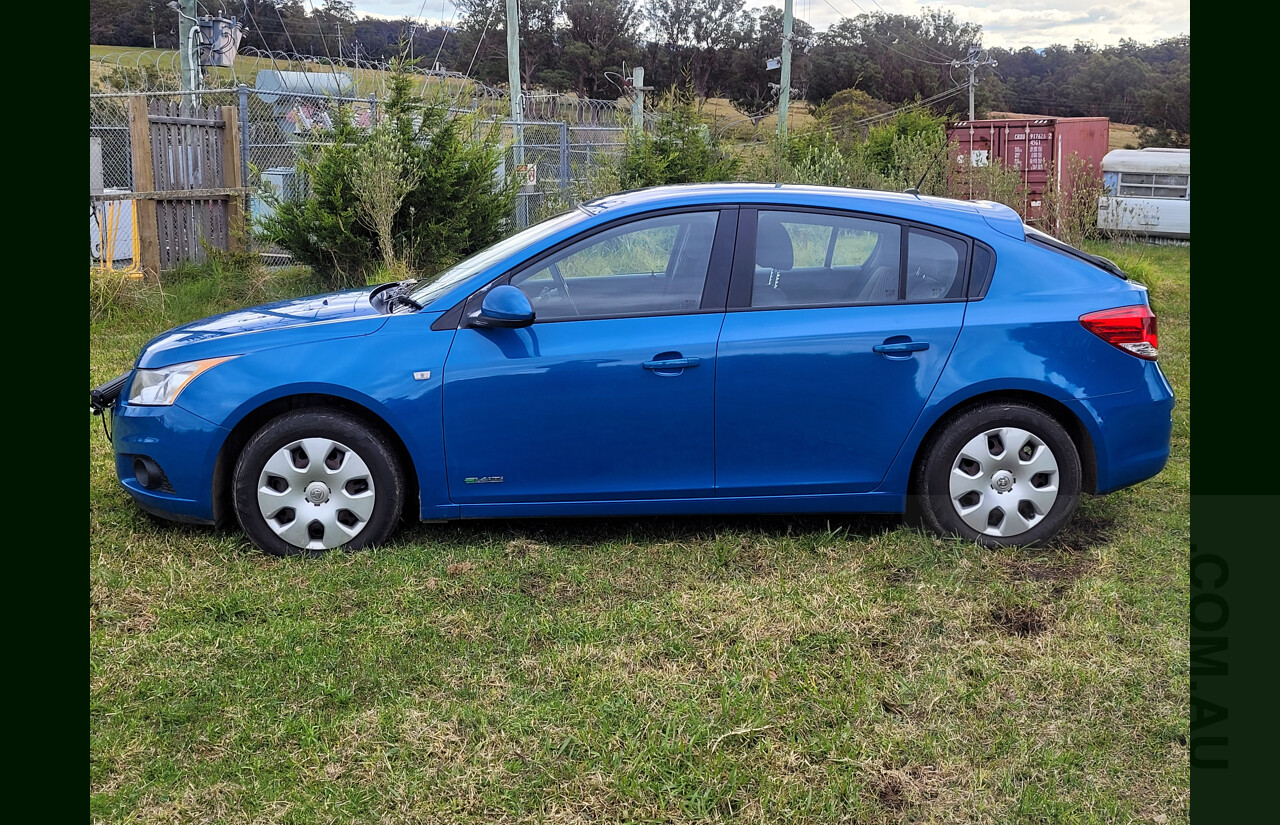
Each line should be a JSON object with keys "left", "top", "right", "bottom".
{"left": 548, "top": 262, "right": 579, "bottom": 316}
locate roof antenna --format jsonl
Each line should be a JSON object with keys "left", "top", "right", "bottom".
{"left": 904, "top": 144, "right": 948, "bottom": 196}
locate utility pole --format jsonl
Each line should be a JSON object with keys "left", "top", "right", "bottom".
{"left": 777, "top": 0, "right": 793, "bottom": 138}
{"left": 951, "top": 46, "right": 998, "bottom": 120}
{"left": 171, "top": 0, "right": 200, "bottom": 111}
{"left": 506, "top": 0, "right": 523, "bottom": 166}
{"left": 630, "top": 66, "right": 652, "bottom": 130}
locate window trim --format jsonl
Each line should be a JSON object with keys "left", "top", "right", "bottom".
{"left": 439, "top": 206, "right": 738, "bottom": 329}
{"left": 725, "top": 205, "right": 976, "bottom": 312}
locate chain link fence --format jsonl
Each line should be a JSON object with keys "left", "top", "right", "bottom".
{"left": 91, "top": 54, "right": 640, "bottom": 267}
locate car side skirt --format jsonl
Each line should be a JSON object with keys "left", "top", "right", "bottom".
{"left": 455, "top": 492, "right": 905, "bottom": 519}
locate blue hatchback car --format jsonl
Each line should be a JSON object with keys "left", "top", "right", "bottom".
{"left": 91, "top": 184, "right": 1174, "bottom": 555}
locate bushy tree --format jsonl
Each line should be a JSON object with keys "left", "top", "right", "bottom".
{"left": 258, "top": 66, "right": 519, "bottom": 289}
{"left": 859, "top": 108, "right": 946, "bottom": 179}
{"left": 617, "top": 92, "right": 741, "bottom": 187}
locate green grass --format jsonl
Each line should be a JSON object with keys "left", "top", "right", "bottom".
{"left": 90, "top": 244, "right": 1191, "bottom": 824}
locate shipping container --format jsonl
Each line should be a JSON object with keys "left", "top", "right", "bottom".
{"left": 1096, "top": 148, "right": 1190, "bottom": 240}
{"left": 945, "top": 117, "right": 1110, "bottom": 224}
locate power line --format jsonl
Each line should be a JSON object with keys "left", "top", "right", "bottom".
{"left": 465, "top": 4, "right": 499, "bottom": 80}
{"left": 430, "top": 0, "right": 454, "bottom": 70}
{"left": 816, "top": 0, "right": 964, "bottom": 65}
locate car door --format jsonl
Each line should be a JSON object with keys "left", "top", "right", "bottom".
{"left": 714, "top": 208, "right": 969, "bottom": 497}
{"left": 442, "top": 208, "right": 735, "bottom": 506}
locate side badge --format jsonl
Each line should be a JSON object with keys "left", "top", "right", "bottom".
{"left": 464, "top": 476, "right": 504, "bottom": 484}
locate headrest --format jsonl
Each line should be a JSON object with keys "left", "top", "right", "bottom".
{"left": 756, "top": 214, "right": 793, "bottom": 271}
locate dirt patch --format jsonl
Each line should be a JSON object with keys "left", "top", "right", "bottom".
{"left": 870, "top": 765, "right": 942, "bottom": 810}
{"left": 1001, "top": 551, "right": 1094, "bottom": 591}
{"left": 865, "top": 637, "right": 904, "bottom": 666}
{"left": 885, "top": 566, "right": 914, "bottom": 585}
{"left": 516, "top": 569, "right": 581, "bottom": 604}
{"left": 880, "top": 697, "right": 906, "bottom": 716}
{"left": 504, "top": 538, "right": 549, "bottom": 559}
{"left": 877, "top": 772, "right": 907, "bottom": 809}
{"left": 446, "top": 561, "right": 475, "bottom": 576}
{"left": 1046, "top": 506, "right": 1117, "bottom": 554}
{"left": 991, "top": 604, "right": 1050, "bottom": 637}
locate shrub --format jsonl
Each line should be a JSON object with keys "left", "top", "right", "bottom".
{"left": 257, "top": 65, "right": 519, "bottom": 291}
{"left": 1040, "top": 153, "right": 1109, "bottom": 247}
{"left": 617, "top": 91, "right": 741, "bottom": 189}
{"left": 945, "top": 152, "right": 1027, "bottom": 214}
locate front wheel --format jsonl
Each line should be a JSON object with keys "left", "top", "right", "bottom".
{"left": 915, "top": 402, "right": 1081, "bottom": 548}
{"left": 233, "top": 409, "right": 404, "bottom": 556}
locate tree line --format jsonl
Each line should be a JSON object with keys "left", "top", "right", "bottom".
{"left": 90, "top": 0, "right": 1189, "bottom": 141}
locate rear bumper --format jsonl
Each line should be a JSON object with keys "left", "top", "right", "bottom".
{"left": 1076, "top": 361, "right": 1175, "bottom": 494}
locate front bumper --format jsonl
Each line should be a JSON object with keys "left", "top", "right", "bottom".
{"left": 110, "top": 399, "right": 229, "bottom": 524}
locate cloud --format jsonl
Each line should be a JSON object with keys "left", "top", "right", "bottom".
{"left": 345, "top": 1, "right": 1190, "bottom": 51}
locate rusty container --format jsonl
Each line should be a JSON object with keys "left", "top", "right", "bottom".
{"left": 945, "top": 117, "right": 1110, "bottom": 224}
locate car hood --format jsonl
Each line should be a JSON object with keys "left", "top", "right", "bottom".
{"left": 136, "top": 286, "right": 392, "bottom": 368}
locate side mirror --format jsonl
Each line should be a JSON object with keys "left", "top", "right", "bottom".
{"left": 470, "top": 285, "right": 535, "bottom": 328}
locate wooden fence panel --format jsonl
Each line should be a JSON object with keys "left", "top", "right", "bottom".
{"left": 126, "top": 97, "right": 245, "bottom": 278}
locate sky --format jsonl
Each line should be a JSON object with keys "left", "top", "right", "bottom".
{"left": 345, "top": 1, "right": 1190, "bottom": 52}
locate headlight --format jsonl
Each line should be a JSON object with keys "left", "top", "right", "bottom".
{"left": 128, "top": 357, "right": 234, "bottom": 406}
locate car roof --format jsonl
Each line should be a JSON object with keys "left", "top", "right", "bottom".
{"left": 582, "top": 183, "right": 1026, "bottom": 240}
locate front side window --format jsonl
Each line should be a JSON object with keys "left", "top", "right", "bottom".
{"left": 510, "top": 212, "right": 719, "bottom": 320}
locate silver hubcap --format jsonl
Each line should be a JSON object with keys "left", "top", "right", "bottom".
{"left": 256, "top": 437, "right": 376, "bottom": 550}
{"left": 948, "top": 426, "right": 1059, "bottom": 538}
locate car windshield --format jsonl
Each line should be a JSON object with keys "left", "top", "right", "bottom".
{"left": 410, "top": 209, "right": 592, "bottom": 307}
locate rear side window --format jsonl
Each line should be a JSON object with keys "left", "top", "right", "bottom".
{"left": 751, "top": 211, "right": 902, "bottom": 308}
{"left": 967, "top": 242, "right": 996, "bottom": 298}
{"left": 906, "top": 230, "right": 967, "bottom": 301}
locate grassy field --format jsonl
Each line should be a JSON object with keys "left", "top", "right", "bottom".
{"left": 90, "top": 243, "right": 1190, "bottom": 824}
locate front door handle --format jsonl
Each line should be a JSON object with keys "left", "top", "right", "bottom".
{"left": 643, "top": 357, "right": 701, "bottom": 370}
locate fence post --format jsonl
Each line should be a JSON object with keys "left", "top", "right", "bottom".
{"left": 237, "top": 84, "right": 250, "bottom": 191}
{"left": 221, "top": 105, "right": 246, "bottom": 252}
{"left": 559, "top": 122, "right": 569, "bottom": 194}
{"left": 128, "top": 96, "right": 161, "bottom": 282}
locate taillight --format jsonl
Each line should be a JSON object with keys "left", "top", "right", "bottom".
{"left": 1080, "top": 305, "right": 1159, "bottom": 360}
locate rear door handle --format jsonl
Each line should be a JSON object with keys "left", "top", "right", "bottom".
{"left": 873, "top": 341, "right": 929, "bottom": 354}
{"left": 643, "top": 357, "right": 701, "bottom": 370}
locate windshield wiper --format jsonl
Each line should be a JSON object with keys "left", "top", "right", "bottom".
{"left": 377, "top": 280, "right": 422, "bottom": 312}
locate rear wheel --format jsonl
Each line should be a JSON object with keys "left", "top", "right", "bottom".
{"left": 233, "top": 410, "right": 404, "bottom": 556}
{"left": 916, "top": 402, "right": 1081, "bottom": 547}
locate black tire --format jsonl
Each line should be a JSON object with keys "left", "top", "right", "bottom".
{"left": 233, "top": 409, "right": 404, "bottom": 557}
{"left": 915, "top": 402, "right": 1081, "bottom": 548}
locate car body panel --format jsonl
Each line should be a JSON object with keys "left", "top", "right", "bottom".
{"left": 715, "top": 302, "right": 965, "bottom": 496}
{"left": 98, "top": 184, "right": 1173, "bottom": 545}
{"left": 137, "top": 287, "right": 389, "bottom": 367}
{"left": 443, "top": 314, "right": 724, "bottom": 502}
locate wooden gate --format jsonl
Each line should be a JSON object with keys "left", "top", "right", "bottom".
{"left": 127, "top": 97, "right": 245, "bottom": 281}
